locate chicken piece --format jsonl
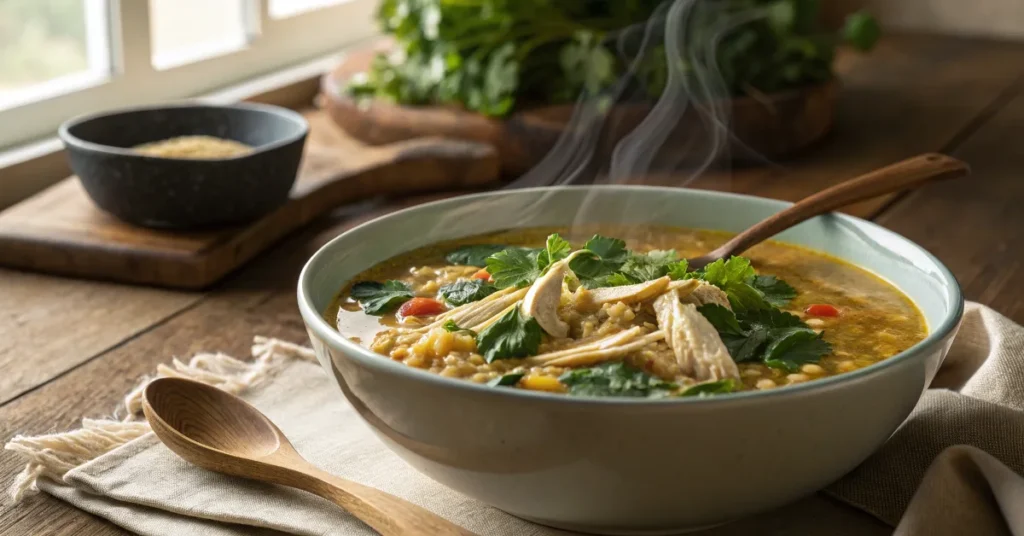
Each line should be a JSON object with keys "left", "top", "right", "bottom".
{"left": 529, "top": 331, "right": 665, "bottom": 368}
{"left": 669, "top": 279, "right": 732, "bottom": 310}
{"left": 577, "top": 276, "right": 671, "bottom": 312}
{"left": 522, "top": 261, "right": 570, "bottom": 338}
{"left": 653, "top": 289, "right": 740, "bottom": 381}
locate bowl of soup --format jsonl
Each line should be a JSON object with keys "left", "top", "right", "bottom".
{"left": 297, "top": 186, "right": 962, "bottom": 534}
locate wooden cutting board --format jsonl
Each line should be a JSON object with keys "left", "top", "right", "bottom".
{"left": 0, "top": 111, "right": 500, "bottom": 289}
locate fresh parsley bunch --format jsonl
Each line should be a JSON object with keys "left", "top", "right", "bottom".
{"left": 348, "top": 0, "right": 880, "bottom": 117}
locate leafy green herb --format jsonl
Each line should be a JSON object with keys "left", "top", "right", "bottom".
{"left": 559, "top": 362, "right": 677, "bottom": 398}
{"left": 569, "top": 234, "right": 629, "bottom": 286}
{"left": 697, "top": 303, "right": 831, "bottom": 370}
{"left": 442, "top": 319, "right": 477, "bottom": 337}
{"left": 752, "top": 275, "right": 798, "bottom": 307}
{"left": 350, "top": 1, "right": 879, "bottom": 118}
{"left": 536, "top": 233, "right": 572, "bottom": 271}
{"left": 617, "top": 250, "right": 686, "bottom": 284}
{"left": 486, "top": 248, "right": 542, "bottom": 289}
{"left": 698, "top": 257, "right": 769, "bottom": 313}
{"left": 487, "top": 372, "right": 525, "bottom": 387}
{"left": 439, "top": 279, "right": 497, "bottom": 306}
{"left": 476, "top": 307, "right": 543, "bottom": 363}
{"left": 445, "top": 244, "right": 509, "bottom": 267}
{"left": 349, "top": 281, "right": 413, "bottom": 315}
{"left": 680, "top": 379, "right": 740, "bottom": 397}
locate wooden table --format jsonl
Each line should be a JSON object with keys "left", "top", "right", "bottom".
{"left": 3, "top": 33, "right": 1024, "bottom": 535}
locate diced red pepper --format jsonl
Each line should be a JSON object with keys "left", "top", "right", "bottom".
{"left": 472, "top": 268, "right": 492, "bottom": 281}
{"left": 806, "top": 304, "right": 840, "bottom": 317}
{"left": 399, "top": 297, "right": 446, "bottom": 317}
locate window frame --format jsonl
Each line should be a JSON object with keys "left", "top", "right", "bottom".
{"left": 0, "top": 0, "right": 378, "bottom": 150}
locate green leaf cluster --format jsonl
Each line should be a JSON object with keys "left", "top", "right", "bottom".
{"left": 348, "top": 0, "right": 879, "bottom": 117}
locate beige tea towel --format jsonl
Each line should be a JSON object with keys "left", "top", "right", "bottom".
{"left": 6, "top": 302, "right": 1024, "bottom": 535}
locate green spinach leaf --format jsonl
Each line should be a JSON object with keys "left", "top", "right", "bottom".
{"left": 439, "top": 279, "right": 497, "bottom": 306}
{"left": 487, "top": 372, "right": 525, "bottom": 387}
{"left": 445, "top": 244, "right": 509, "bottom": 267}
{"left": 350, "top": 280, "right": 414, "bottom": 315}
{"left": 680, "top": 379, "right": 739, "bottom": 397}
{"left": 559, "top": 362, "right": 677, "bottom": 398}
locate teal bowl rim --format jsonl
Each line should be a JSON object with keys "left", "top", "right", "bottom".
{"left": 298, "top": 185, "right": 964, "bottom": 407}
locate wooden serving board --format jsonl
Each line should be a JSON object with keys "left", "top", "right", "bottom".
{"left": 0, "top": 111, "right": 500, "bottom": 289}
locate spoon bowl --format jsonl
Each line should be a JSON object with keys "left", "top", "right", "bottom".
{"left": 142, "top": 377, "right": 476, "bottom": 536}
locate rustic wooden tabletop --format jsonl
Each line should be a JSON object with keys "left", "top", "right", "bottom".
{"left": 3, "top": 33, "right": 1024, "bottom": 535}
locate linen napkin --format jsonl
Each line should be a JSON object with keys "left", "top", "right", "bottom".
{"left": 6, "top": 302, "right": 1024, "bottom": 536}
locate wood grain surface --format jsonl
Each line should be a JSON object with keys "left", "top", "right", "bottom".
{"left": 3, "top": 33, "right": 1024, "bottom": 535}
{"left": 0, "top": 112, "right": 500, "bottom": 290}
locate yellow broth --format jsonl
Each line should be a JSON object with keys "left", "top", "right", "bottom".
{"left": 327, "top": 226, "right": 927, "bottom": 393}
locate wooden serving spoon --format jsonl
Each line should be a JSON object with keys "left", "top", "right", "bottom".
{"left": 686, "top": 153, "right": 970, "bottom": 270}
{"left": 142, "top": 377, "right": 477, "bottom": 536}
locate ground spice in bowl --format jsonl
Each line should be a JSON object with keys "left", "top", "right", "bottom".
{"left": 134, "top": 135, "right": 252, "bottom": 159}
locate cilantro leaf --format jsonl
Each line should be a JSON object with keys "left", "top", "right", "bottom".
{"left": 476, "top": 307, "right": 542, "bottom": 362}
{"left": 618, "top": 250, "right": 681, "bottom": 283}
{"left": 442, "top": 319, "right": 477, "bottom": 337}
{"left": 763, "top": 329, "right": 831, "bottom": 372}
{"left": 701, "top": 256, "right": 756, "bottom": 287}
{"left": 445, "top": 244, "right": 509, "bottom": 267}
{"left": 569, "top": 235, "right": 628, "bottom": 283}
{"left": 350, "top": 280, "right": 414, "bottom": 315}
{"left": 680, "top": 379, "right": 739, "bottom": 397}
{"left": 438, "top": 279, "right": 497, "bottom": 306}
{"left": 667, "top": 260, "right": 691, "bottom": 280}
{"left": 559, "top": 362, "right": 677, "bottom": 398}
{"left": 486, "top": 248, "right": 542, "bottom": 289}
{"left": 698, "top": 257, "right": 769, "bottom": 313}
{"left": 536, "top": 233, "right": 571, "bottom": 270}
{"left": 697, "top": 303, "right": 831, "bottom": 369}
{"left": 752, "top": 275, "right": 798, "bottom": 307}
{"left": 487, "top": 372, "right": 524, "bottom": 387}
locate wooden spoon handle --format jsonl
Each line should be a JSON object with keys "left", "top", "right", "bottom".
{"left": 295, "top": 465, "right": 478, "bottom": 536}
{"left": 706, "top": 153, "right": 969, "bottom": 260}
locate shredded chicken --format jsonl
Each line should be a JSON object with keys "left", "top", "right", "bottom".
{"left": 653, "top": 289, "right": 740, "bottom": 381}
{"left": 522, "top": 261, "right": 571, "bottom": 337}
{"left": 408, "top": 287, "right": 526, "bottom": 333}
{"left": 577, "top": 276, "right": 671, "bottom": 312}
{"left": 529, "top": 330, "right": 665, "bottom": 368}
{"left": 669, "top": 279, "right": 732, "bottom": 310}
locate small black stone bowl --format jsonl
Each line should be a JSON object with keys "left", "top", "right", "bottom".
{"left": 58, "top": 102, "right": 308, "bottom": 229}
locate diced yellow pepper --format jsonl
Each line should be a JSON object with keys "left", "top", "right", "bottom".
{"left": 520, "top": 374, "right": 565, "bottom": 393}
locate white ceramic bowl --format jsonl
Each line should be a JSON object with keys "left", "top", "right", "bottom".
{"left": 298, "top": 186, "right": 963, "bottom": 534}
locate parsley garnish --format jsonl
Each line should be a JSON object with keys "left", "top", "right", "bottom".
{"left": 558, "top": 362, "right": 677, "bottom": 398}
{"left": 569, "top": 235, "right": 629, "bottom": 285}
{"left": 485, "top": 248, "right": 542, "bottom": 289}
{"left": 752, "top": 275, "right": 797, "bottom": 307}
{"left": 698, "top": 257, "right": 771, "bottom": 313}
{"left": 697, "top": 304, "right": 832, "bottom": 371}
{"left": 439, "top": 279, "right": 497, "bottom": 306}
{"left": 536, "top": 233, "right": 571, "bottom": 271}
{"left": 680, "top": 379, "right": 740, "bottom": 397}
{"left": 349, "top": 281, "right": 413, "bottom": 315}
{"left": 445, "top": 244, "right": 510, "bottom": 267}
{"left": 476, "top": 307, "right": 543, "bottom": 362}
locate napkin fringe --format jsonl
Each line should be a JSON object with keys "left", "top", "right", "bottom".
{"left": 5, "top": 336, "right": 315, "bottom": 502}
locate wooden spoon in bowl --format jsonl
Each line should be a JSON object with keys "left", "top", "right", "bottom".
{"left": 687, "top": 153, "right": 970, "bottom": 269}
{"left": 142, "top": 377, "right": 477, "bottom": 536}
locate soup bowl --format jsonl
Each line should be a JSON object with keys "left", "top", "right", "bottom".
{"left": 297, "top": 186, "right": 962, "bottom": 534}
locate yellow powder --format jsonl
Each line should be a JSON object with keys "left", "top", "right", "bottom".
{"left": 134, "top": 135, "right": 252, "bottom": 159}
